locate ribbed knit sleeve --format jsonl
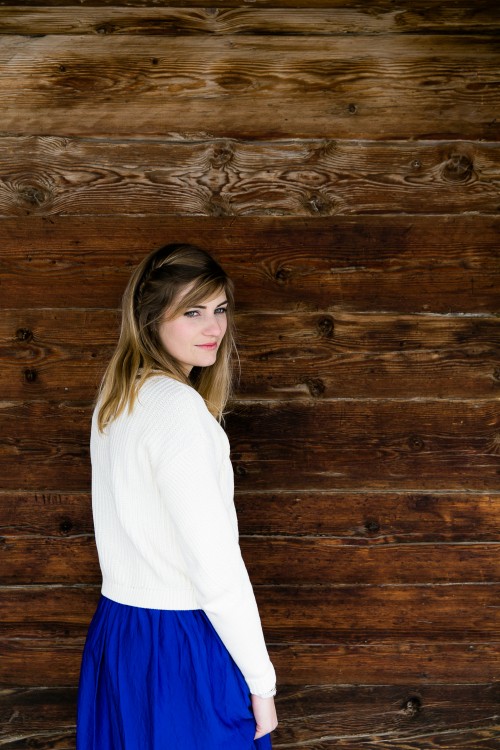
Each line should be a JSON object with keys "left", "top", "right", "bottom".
{"left": 144, "top": 382, "right": 276, "bottom": 696}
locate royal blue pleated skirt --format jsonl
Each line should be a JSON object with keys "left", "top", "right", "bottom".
{"left": 76, "top": 594, "right": 272, "bottom": 750}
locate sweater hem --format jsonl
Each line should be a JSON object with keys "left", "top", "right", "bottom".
{"left": 101, "top": 579, "right": 200, "bottom": 610}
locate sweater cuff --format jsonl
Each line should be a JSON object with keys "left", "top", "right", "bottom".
{"left": 245, "top": 662, "right": 277, "bottom": 696}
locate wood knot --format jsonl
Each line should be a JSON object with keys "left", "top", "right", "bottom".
{"left": 24, "top": 368, "right": 38, "bottom": 384}
{"left": 442, "top": 154, "right": 474, "bottom": 182}
{"left": 317, "top": 316, "right": 334, "bottom": 338}
{"left": 307, "top": 193, "right": 331, "bottom": 215}
{"left": 408, "top": 435, "right": 424, "bottom": 452}
{"left": 304, "top": 378, "right": 326, "bottom": 398}
{"left": 274, "top": 267, "right": 292, "bottom": 284}
{"left": 364, "top": 518, "right": 380, "bottom": 534}
{"left": 59, "top": 518, "right": 73, "bottom": 534}
{"left": 96, "top": 23, "right": 116, "bottom": 34}
{"left": 20, "top": 186, "right": 47, "bottom": 207}
{"left": 401, "top": 696, "right": 421, "bottom": 717}
{"left": 492, "top": 367, "right": 500, "bottom": 382}
{"left": 16, "top": 328, "right": 33, "bottom": 342}
{"left": 347, "top": 103, "right": 357, "bottom": 114}
{"left": 207, "top": 197, "right": 231, "bottom": 217}
{"left": 234, "top": 464, "right": 247, "bottom": 478}
{"left": 211, "top": 143, "right": 233, "bottom": 168}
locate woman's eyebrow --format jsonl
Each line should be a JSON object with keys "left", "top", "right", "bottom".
{"left": 190, "top": 300, "right": 228, "bottom": 309}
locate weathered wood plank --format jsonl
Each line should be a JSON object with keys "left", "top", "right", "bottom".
{"left": 1, "top": 309, "right": 498, "bottom": 400}
{"left": 1, "top": 137, "right": 499, "bottom": 217}
{"left": 0, "top": 0, "right": 498, "bottom": 19}
{"left": 0, "top": 400, "right": 497, "bottom": 491}
{"left": 1, "top": 490, "right": 499, "bottom": 543}
{"left": 0, "top": 687, "right": 77, "bottom": 749}
{"left": 2, "top": 684, "right": 500, "bottom": 750}
{"left": 0, "top": 215, "right": 498, "bottom": 313}
{"left": 1, "top": 35, "right": 498, "bottom": 139}
{"left": 273, "top": 683, "right": 500, "bottom": 749}
{"left": 227, "top": 400, "right": 500, "bottom": 491}
{"left": 2, "top": 534, "right": 500, "bottom": 585}
{"left": 2, "top": 584, "right": 499, "bottom": 641}
{"left": 1, "top": 3, "right": 499, "bottom": 36}
{"left": 236, "top": 491, "right": 500, "bottom": 542}
{"left": 1, "top": 636, "right": 498, "bottom": 686}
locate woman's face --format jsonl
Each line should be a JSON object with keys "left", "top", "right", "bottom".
{"left": 158, "top": 288, "right": 228, "bottom": 375}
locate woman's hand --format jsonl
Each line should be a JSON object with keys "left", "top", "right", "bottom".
{"left": 251, "top": 694, "right": 278, "bottom": 739}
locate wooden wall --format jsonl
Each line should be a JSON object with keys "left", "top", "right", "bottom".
{"left": 1, "top": 1, "right": 499, "bottom": 747}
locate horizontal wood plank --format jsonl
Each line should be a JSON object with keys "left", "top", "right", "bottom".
{"left": 0, "top": 215, "right": 498, "bottom": 314}
{"left": 236, "top": 491, "right": 500, "bottom": 542}
{"left": 227, "top": 399, "right": 500, "bottom": 491}
{"left": 1, "top": 35, "right": 498, "bottom": 138}
{"left": 0, "top": 400, "right": 498, "bottom": 491}
{"left": 1, "top": 137, "right": 499, "bottom": 217}
{"left": 1, "top": 309, "right": 499, "bottom": 399}
{"left": 2, "top": 684, "right": 500, "bottom": 750}
{"left": 1, "top": 490, "right": 499, "bottom": 543}
{"left": 1, "top": 636, "right": 498, "bottom": 686}
{"left": 2, "top": 535, "right": 499, "bottom": 586}
{"left": 2, "top": 584, "right": 499, "bottom": 641}
{"left": 1, "top": 4, "right": 500, "bottom": 36}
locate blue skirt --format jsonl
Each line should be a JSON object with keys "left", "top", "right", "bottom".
{"left": 76, "top": 595, "right": 273, "bottom": 750}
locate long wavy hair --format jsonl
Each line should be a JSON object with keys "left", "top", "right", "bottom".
{"left": 96, "top": 243, "right": 237, "bottom": 431}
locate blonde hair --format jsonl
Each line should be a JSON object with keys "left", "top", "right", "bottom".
{"left": 97, "top": 243, "right": 237, "bottom": 431}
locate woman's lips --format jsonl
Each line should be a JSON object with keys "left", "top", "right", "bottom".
{"left": 196, "top": 343, "right": 217, "bottom": 349}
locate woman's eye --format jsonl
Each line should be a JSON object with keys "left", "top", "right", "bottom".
{"left": 184, "top": 310, "right": 199, "bottom": 318}
{"left": 216, "top": 307, "right": 228, "bottom": 315}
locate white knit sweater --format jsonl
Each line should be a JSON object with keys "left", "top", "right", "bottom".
{"left": 90, "top": 374, "right": 276, "bottom": 696}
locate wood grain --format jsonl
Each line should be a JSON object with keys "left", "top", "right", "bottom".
{"left": 1, "top": 309, "right": 498, "bottom": 400}
{"left": 2, "top": 490, "right": 499, "bottom": 542}
{"left": 1, "top": 3, "right": 499, "bottom": 36}
{"left": 1, "top": 35, "right": 498, "bottom": 138}
{"left": 0, "top": 215, "right": 498, "bottom": 313}
{"left": 0, "top": 399, "right": 498, "bottom": 491}
{"left": 1, "top": 684, "right": 500, "bottom": 749}
{"left": 0, "top": 0, "right": 498, "bottom": 18}
{"left": 1, "top": 636, "right": 499, "bottom": 686}
{"left": 0, "top": 137, "right": 498, "bottom": 217}
{"left": 2, "top": 584, "right": 499, "bottom": 641}
{"left": 2, "top": 534, "right": 499, "bottom": 585}
{"left": 1, "top": 0, "right": 499, "bottom": 741}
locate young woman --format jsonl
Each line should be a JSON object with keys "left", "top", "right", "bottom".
{"left": 76, "top": 243, "right": 278, "bottom": 749}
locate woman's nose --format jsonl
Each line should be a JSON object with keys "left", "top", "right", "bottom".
{"left": 203, "top": 315, "right": 224, "bottom": 335}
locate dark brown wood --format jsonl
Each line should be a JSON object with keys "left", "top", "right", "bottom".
{"left": 2, "top": 534, "right": 499, "bottom": 585}
{"left": 1, "top": 308, "right": 498, "bottom": 400}
{"left": 0, "top": 687, "right": 77, "bottom": 749}
{"left": 235, "top": 491, "right": 500, "bottom": 541}
{"left": 1, "top": 4, "right": 500, "bottom": 36}
{"left": 1, "top": 137, "right": 499, "bottom": 217}
{"left": 0, "top": 0, "right": 498, "bottom": 19}
{"left": 1, "top": 1, "right": 498, "bottom": 743}
{"left": 1, "top": 36, "right": 498, "bottom": 139}
{"left": 2, "top": 490, "right": 499, "bottom": 542}
{"left": 2, "top": 584, "right": 499, "bottom": 641}
{"left": 226, "top": 399, "right": 500, "bottom": 491}
{"left": 272, "top": 683, "right": 500, "bottom": 749}
{"left": 1, "top": 636, "right": 499, "bottom": 686}
{"left": 0, "top": 215, "right": 498, "bottom": 313}
{"left": 2, "top": 684, "right": 500, "bottom": 750}
{"left": 0, "top": 400, "right": 498, "bottom": 491}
